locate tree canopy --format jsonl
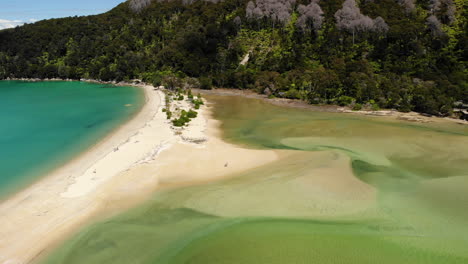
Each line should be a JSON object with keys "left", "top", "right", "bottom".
{"left": 0, "top": 0, "right": 466, "bottom": 116}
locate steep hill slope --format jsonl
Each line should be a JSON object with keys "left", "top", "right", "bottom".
{"left": 0, "top": 0, "right": 466, "bottom": 115}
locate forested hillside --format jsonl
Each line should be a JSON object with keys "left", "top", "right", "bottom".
{"left": 0, "top": 0, "right": 466, "bottom": 115}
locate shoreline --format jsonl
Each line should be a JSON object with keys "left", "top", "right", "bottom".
{"left": 4, "top": 79, "right": 466, "bottom": 125}
{"left": 197, "top": 88, "right": 468, "bottom": 125}
{"left": 1, "top": 81, "right": 463, "bottom": 263}
{"left": 0, "top": 81, "right": 147, "bottom": 202}
{"left": 0, "top": 83, "right": 278, "bottom": 264}
{"left": 0, "top": 84, "right": 163, "bottom": 264}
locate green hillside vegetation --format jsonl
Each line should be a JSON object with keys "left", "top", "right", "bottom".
{"left": 0, "top": 0, "right": 466, "bottom": 116}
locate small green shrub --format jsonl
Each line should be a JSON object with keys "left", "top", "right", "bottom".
{"left": 352, "top": 103, "right": 362, "bottom": 111}
{"left": 193, "top": 98, "right": 204, "bottom": 109}
{"left": 199, "top": 77, "right": 213, "bottom": 90}
{"left": 398, "top": 105, "right": 411, "bottom": 113}
{"left": 172, "top": 119, "right": 185, "bottom": 127}
{"left": 187, "top": 109, "right": 198, "bottom": 118}
{"left": 337, "top": 96, "right": 355, "bottom": 106}
{"left": 152, "top": 75, "right": 162, "bottom": 87}
{"left": 187, "top": 89, "right": 193, "bottom": 99}
{"left": 371, "top": 103, "right": 380, "bottom": 111}
{"left": 283, "top": 89, "right": 301, "bottom": 99}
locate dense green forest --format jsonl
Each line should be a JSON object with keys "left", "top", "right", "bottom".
{"left": 0, "top": 0, "right": 466, "bottom": 116}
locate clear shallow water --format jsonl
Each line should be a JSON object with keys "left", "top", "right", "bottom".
{"left": 43, "top": 95, "right": 468, "bottom": 264}
{"left": 0, "top": 81, "right": 143, "bottom": 198}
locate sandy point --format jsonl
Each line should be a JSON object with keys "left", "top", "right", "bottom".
{"left": 0, "top": 85, "right": 278, "bottom": 264}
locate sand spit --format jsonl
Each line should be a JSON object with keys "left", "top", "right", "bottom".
{"left": 0, "top": 85, "right": 277, "bottom": 264}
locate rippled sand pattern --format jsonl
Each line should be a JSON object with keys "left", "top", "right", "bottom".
{"left": 43, "top": 95, "right": 468, "bottom": 264}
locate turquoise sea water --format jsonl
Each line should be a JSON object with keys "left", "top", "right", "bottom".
{"left": 0, "top": 81, "right": 144, "bottom": 199}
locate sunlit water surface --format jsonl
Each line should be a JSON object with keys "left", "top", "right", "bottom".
{"left": 0, "top": 81, "right": 143, "bottom": 198}
{"left": 43, "top": 95, "right": 468, "bottom": 264}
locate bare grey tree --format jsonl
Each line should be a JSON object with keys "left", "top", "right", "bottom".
{"left": 430, "top": 0, "right": 441, "bottom": 12}
{"left": 246, "top": 1, "right": 256, "bottom": 18}
{"left": 335, "top": 0, "right": 364, "bottom": 33}
{"left": 234, "top": 16, "right": 242, "bottom": 28}
{"left": 426, "top": 15, "right": 445, "bottom": 37}
{"left": 446, "top": 2, "right": 457, "bottom": 24}
{"left": 245, "top": 0, "right": 296, "bottom": 26}
{"left": 396, "top": 0, "right": 416, "bottom": 13}
{"left": 129, "top": 0, "right": 152, "bottom": 12}
{"left": 373, "top": 16, "right": 389, "bottom": 34}
{"left": 182, "top": 0, "right": 197, "bottom": 4}
{"left": 446, "top": 3, "right": 456, "bottom": 24}
{"left": 296, "top": 0, "right": 324, "bottom": 33}
{"left": 335, "top": 0, "right": 389, "bottom": 43}
{"left": 429, "top": 0, "right": 456, "bottom": 24}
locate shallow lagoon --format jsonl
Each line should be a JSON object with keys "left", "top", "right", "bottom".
{"left": 43, "top": 95, "right": 468, "bottom": 264}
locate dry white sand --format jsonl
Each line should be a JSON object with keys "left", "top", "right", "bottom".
{"left": 0, "top": 86, "right": 278, "bottom": 264}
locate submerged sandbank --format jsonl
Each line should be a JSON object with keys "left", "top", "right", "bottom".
{"left": 3, "top": 87, "right": 467, "bottom": 264}
{"left": 41, "top": 94, "right": 468, "bottom": 264}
